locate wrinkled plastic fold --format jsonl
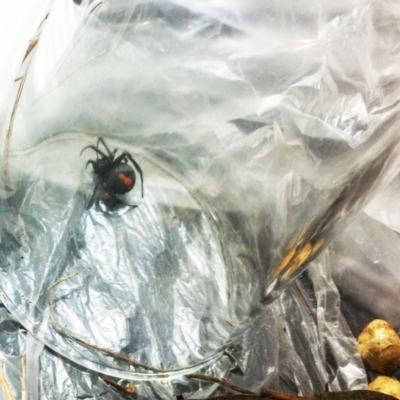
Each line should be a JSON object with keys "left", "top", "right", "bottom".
{"left": 0, "top": 253, "right": 366, "bottom": 399}
{"left": 0, "top": 0, "right": 400, "bottom": 394}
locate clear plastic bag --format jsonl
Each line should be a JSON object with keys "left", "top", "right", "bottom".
{"left": 0, "top": 258, "right": 365, "bottom": 399}
{"left": 331, "top": 212, "right": 400, "bottom": 332}
{"left": 1, "top": 0, "right": 400, "bottom": 380}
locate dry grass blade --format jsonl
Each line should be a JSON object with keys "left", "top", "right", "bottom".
{"left": 47, "top": 274, "right": 260, "bottom": 396}
{"left": 187, "top": 374, "right": 256, "bottom": 396}
{"left": 47, "top": 273, "right": 165, "bottom": 373}
{"left": 0, "top": 362, "right": 15, "bottom": 400}
{"left": 20, "top": 355, "right": 27, "bottom": 400}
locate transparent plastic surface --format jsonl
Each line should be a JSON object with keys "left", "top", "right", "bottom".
{"left": 331, "top": 213, "right": 400, "bottom": 333}
{"left": 2, "top": 0, "right": 400, "bottom": 378}
{"left": 365, "top": 173, "right": 400, "bottom": 235}
{"left": 0, "top": 251, "right": 364, "bottom": 399}
{"left": 1, "top": 134, "right": 240, "bottom": 378}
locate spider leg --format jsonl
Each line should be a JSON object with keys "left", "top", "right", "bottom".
{"left": 80, "top": 145, "right": 108, "bottom": 158}
{"left": 85, "top": 160, "right": 96, "bottom": 169}
{"left": 87, "top": 180, "right": 100, "bottom": 209}
{"left": 97, "top": 137, "right": 117, "bottom": 158}
{"left": 116, "top": 151, "right": 144, "bottom": 198}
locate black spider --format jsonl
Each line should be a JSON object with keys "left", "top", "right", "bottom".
{"left": 81, "top": 137, "right": 144, "bottom": 209}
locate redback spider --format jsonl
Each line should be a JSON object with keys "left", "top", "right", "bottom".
{"left": 81, "top": 137, "right": 144, "bottom": 209}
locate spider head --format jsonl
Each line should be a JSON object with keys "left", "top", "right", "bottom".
{"left": 92, "top": 157, "right": 114, "bottom": 175}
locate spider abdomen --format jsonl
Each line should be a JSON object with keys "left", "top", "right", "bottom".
{"left": 103, "top": 163, "right": 136, "bottom": 195}
{"left": 81, "top": 137, "right": 143, "bottom": 208}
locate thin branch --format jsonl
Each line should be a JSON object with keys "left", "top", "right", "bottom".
{"left": 186, "top": 374, "right": 257, "bottom": 396}
{"left": 102, "top": 378, "right": 136, "bottom": 396}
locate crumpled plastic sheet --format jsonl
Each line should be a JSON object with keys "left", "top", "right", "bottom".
{"left": 1, "top": 0, "right": 400, "bottom": 398}
{"left": 0, "top": 252, "right": 365, "bottom": 399}
{"left": 331, "top": 211, "right": 400, "bottom": 334}
{"left": 2, "top": 0, "right": 400, "bottom": 380}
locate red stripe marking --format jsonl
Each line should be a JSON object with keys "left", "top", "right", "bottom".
{"left": 119, "top": 173, "right": 134, "bottom": 188}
